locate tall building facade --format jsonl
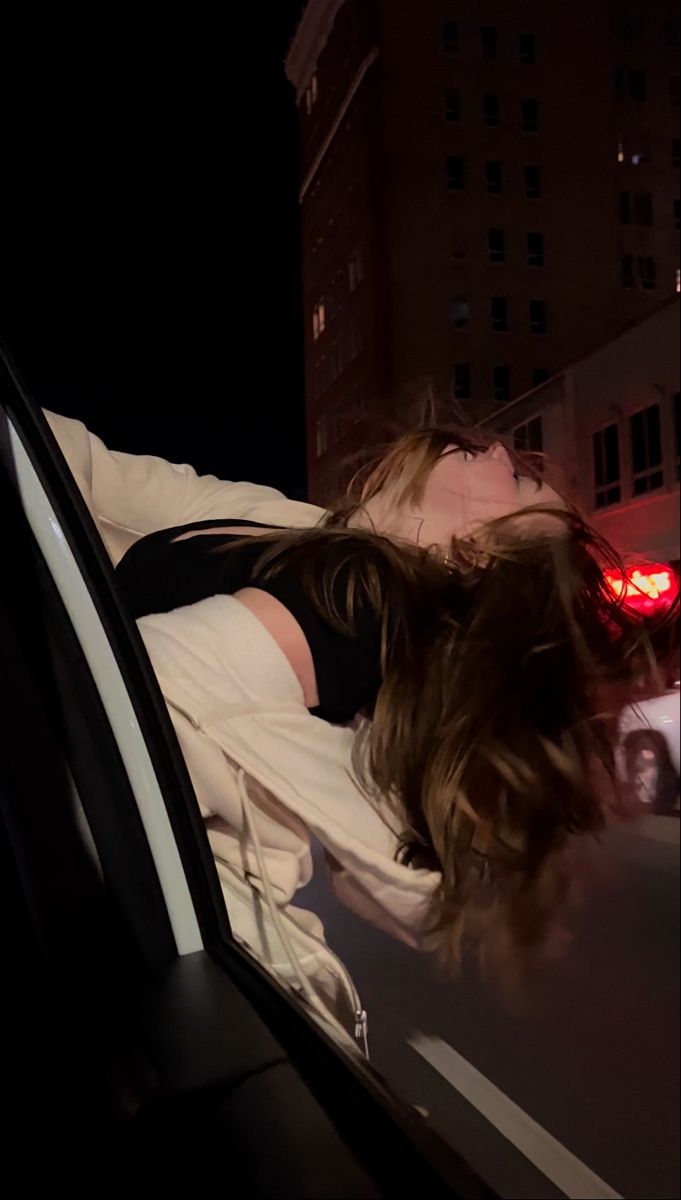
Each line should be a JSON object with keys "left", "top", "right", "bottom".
{"left": 483, "top": 298, "right": 680, "bottom": 567}
{"left": 286, "top": 0, "right": 680, "bottom": 503}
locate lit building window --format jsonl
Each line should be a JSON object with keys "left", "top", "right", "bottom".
{"left": 529, "top": 300, "right": 547, "bottom": 334}
{"left": 527, "top": 231, "right": 545, "bottom": 267}
{"left": 630, "top": 144, "right": 651, "bottom": 165}
{"left": 312, "top": 299, "right": 326, "bottom": 341}
{"left": 491, "top": 296, "right": 508, "bottom": 332}
{"left": 593, "top": 424, "right": 621, "bottom": 508}
{"left": 676, "top": 267, "right": 681, "bottom": 293}
{"left": 513, "top": 416, "right": 543, "bottom": 452}
{"left": 631, "top": 404, "right": 664, "bottom": 495}
{"left": 617, "top": 140, "right": 625, "bottom": 162}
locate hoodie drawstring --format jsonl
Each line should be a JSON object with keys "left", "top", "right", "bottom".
{"left": 236, "top": 768, "right": 369, "bottom": 1057}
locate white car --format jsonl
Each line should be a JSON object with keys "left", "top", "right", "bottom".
{"left": 618, "top": 685, "right": 680, "bottom": 813}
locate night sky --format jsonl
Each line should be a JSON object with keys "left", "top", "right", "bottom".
{"left": 1, "top": 3, "right": 309, "bottom": 497}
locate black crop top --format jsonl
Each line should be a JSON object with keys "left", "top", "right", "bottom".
{"left": 115, "top": 520, "right": 383, "bottom": 725}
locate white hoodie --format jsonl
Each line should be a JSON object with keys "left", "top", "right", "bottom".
{"left": 45, "top": 410, "right": 440, "bottom": 1034}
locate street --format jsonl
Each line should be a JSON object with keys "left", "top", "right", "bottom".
{"left": 302, "top": 817, "right": 680, "bottom": 1200}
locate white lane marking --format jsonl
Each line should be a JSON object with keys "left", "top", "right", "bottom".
{"left": 408, "top": 1033, "right": 622, "bottom": 1200}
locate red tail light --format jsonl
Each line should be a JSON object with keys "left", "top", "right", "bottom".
{"left": 605, "top": 564, "right": 679, "bottom": 613}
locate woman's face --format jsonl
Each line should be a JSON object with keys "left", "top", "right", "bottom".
{"left": 356, "top": 442, "right": 568, "bottom": 551}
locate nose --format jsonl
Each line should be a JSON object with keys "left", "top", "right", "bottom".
{"left": 484, "top": 442, "right": 514, "bottom": 470}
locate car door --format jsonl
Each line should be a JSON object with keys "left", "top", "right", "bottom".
{"left": 0, "top": 342, "right": 495, "bottom": 1197}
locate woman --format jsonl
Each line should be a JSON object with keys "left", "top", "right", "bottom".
{"left": 110, "top": 422, "right": 676, "bottom": 1040}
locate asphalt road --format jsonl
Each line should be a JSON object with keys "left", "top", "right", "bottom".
{"left": 301, "top": 816, "right": 680, "bottom": 1200}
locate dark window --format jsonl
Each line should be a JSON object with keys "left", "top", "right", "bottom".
{"left": 527, "top": 232, "right": 544, "bottom": 266}
{"left": 611, "top": 13, "right": 642, "bottom": 38}
{"left": 494, "top": 366, "right": 510, "bottom": 403}
{"left": 446, "top": 156, "right": 465, "bottom": 190}
{"left": 630, "top": 69, "right": 647, "bottom": 100}
{"left": 491, "top": 296, "right": 508, "bottom": 332}
{"left": 619, "top": 191, "right": 632, "bottom": 223}
{"left": 621, "top": 254, "right": 635, "bottom": 288}
{"left": 532, "top": 368, "right": 550, "bottom": 386}
{"left": 675, "top": 198, "right": 680, "bottom": 230}
{"left": 482, "top": 26, "right": 498, "bottom": 58}
{"left": 519, "top": 32, "right": 535, "bottom": 63}
{"left": 615, "top": 66, "right": 647, "bottom": 99}
{"left": 488, "top": 228, "right": 506, "bottom": 263}
{"left": 663, "top": 19, "right": 680, "bottom": 47}
{"left": 524, "top": 164, "right": 541, "bottom": 198}
{"left": 637, "top": 256, "right": 656, "bottom": 289}
{"left": 634, "top": 192, "right": 653, "bottom": 225}
{"left": 450, "top": 297, "right": 469, "bottom": 329}
{"left": 445, "top": 88, "right": 461, "bottom": 122}
{"left": 673, "top": 138, "right": 680, "bottom": 168}
{"left": 521, "top": 99, "right": 539, "bottom": 131}
{"left": 485, "top": 161, "right": 503, "bottom": 194}
{"left": 453, "top": 363, "right": 471, "bottom": 400}
{"left": 484, "top": 94, "right": 501, "bottom": 126}
{"left": 443, "top": 21, "right": 459, "bottom": 53}
{"left": 514, "top": 416, "right": 543, "bottom": 452}
{"left": 530, "top": 300, "right": 547, "bottom": 333}
{"left": 631, "top": 405, "right": 664, "bottom": 494}
{"left": 593, "top": 424, "right": 622, "bottom": 508}
{"left": 670, "top": 76, "right": 680, "bottom": 106}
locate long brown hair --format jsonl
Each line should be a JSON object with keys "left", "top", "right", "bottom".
{"left": 218, "top": 425, "right": 678, "bottom": 975}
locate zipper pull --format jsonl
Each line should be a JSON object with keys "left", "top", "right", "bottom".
{"left": 354, "top": 1009, "right": 369, "bottom": 1056}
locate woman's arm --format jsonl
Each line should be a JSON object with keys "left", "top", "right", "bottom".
{"left": 45, "top": 409, "right": 325, "bottom": 562}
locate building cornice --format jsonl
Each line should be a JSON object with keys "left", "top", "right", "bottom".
{"left": 285, "top": 0, "right": 347, "bottom": 99}
{"left": 299, "top": 47, "right": 379, "bottom": 202}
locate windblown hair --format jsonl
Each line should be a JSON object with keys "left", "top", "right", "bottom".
{"left": 217, "top": 425, "right": 679, "bottom": 976}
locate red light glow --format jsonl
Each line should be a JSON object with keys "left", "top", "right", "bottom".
{"left": 605, "top": 564, "right": 678, "bottom": 611}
